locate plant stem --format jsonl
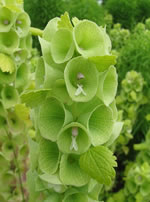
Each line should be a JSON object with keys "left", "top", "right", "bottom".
{"left": 134, "top": 143, "right": 147, "bottom": 150}
{"left": 30, "top": 27, "right": 43, "bottom": 37}
{"left": 5, "top": 129, "right": 25, "bottom": 202}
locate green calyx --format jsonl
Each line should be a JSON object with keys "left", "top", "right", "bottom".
{"left": 21, "top": 12, "right": 120, "bottom": 201}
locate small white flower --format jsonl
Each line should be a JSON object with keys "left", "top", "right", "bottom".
{"left": 70, "top": 136, "right": 78, "bottom": 151}
{"left": 70, "top": 127, "right": 79, "bottom": 151}
{"left": 75, "top": 84, "right": 86, "bottom": 96}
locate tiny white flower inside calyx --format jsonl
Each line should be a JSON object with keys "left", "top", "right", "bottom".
{"left": 16, "top": 20, "right": 22, "bottom": 25}
{"left": 3, "top": 20, "right": 9, "bottom": 25}
{"left": 75, "top": 72, "right": 86, "bottom": 96}
{"left": 70, "top": 127, "right": 78, "bottom": 151}
{"left": 75, "top": 84, "right": 86, "bottom": 96}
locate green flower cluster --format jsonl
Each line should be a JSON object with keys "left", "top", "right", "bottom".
{"left": 22, "top": 12, "right": 122, "bottom": 202}
{"left": 116, "top": 71, "right": 147, "bottom": 154}
{"left": 109, "top": 23, "right": 130, "bottom": 50}
{"left": 124, "top": 161, "right": 150, "bottom": 202}
{"left": 0, "top": 0, "right": 34, "bottom": 201}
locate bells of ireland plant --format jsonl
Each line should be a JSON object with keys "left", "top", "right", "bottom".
{"left": 0, "top": 1, "right": 36, "bottom": 201}
{"left": 21, "top": 12, "right": 123, "bottom": 202}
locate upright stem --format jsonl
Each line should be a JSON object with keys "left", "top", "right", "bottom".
{"left": 5, "top": 129, "right": 25, "bottom": 202}
{"left": 134, "top": 143, "right": 147, "bottom": 150}
{"left": 30, "top": 27, "right": 43, "bottom": 37}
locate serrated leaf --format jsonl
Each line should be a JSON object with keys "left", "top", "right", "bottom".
{"left": 79, "top": 146, "right": 117, "bottom": 185}
{"left": 58, "top": 12, "right": 73, "bottom": 31}
{"left": 0, "top": 53, "right": 15, "bottom": 73}
{"left": 88, "top": 55, "right": 116, "bottom": 72}
{"left": 21, "top": 89, "right": 51, "bottom": 108}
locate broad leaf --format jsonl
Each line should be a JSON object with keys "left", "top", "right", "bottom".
{"left": 79, "top": 146, "right": 117, "bottom": 185}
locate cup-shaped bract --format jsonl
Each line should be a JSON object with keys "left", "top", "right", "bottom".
{"left": 97, "top": 66, "right": 118, "bottom": 106}
{"left": 39, "top": 37, "right": 66, "bottom": 69}
{"left": 51, "top": 28, "right": 75, "bottom": 64}
{"left": 13, "top": 48, "right": 28, "bottom": 64}
{"left": 52, "top": 79, "right": 73, "bottom": 105}
{"left": 35, "top": 57, "right": 45, "bottom": 89}
{"left": 7, "top": 111, "right": 24, "bottom": 134}
{"left": 64, "top": 56, "right": 98, "bottom": 102}
{"left": 59, "top": 154, "right": 89, "bottom": 186}
{"left": 73, "top": 20, "right": 110, "bottom": 57}
{"left": 0, "top": 6, "right": 16, "bottom": 32}
{"left": 57, "top": 122, "right": 91, "bottom": 155}
{"left": 79, "top": 104, "right": 114, "bottom": 146}
{"left": 43, "top": 17, "right": 59, "bottom": 42}
{"left": 1, "top": 85, "right": 19, "bottom": 109}
{"left": 39, "top": 138, "right": 60, "bottom": 175}
{"left": 0, "top": 29, "right": 19, "bottom": 54}
{"left": 15, "top": 63, "right": 29, "bottom": 91}
{"left": 63, "top": 192, "right": 88, "bottom": 202}
{"left": 15, "top": 12, "right": 31, "bottom": 37}
{"left": 38, "top": 97, "right": 73, "bottom": 141}
{"left": 0, "top": 69, "right": 16, "bottom": 84}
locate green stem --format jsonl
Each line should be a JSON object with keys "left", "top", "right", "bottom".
{"left": 30, "top": 27, "right": 43, "bottom": 37}
{"left": 5, "top": 129, "right": 25, "bottom": 202}
{"left": 134, "top": 142, "right": 147, "bottom": 151}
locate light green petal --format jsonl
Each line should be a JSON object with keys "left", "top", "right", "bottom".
{"left": 13, "top": 48, "right": 28, "bottom": 64}
{"left": 44, "top": 193, "right": 63, "bottom": 202}
{"left": 44, "top": 62, "right": 64, "bottom": 89}
{"left": 0, "top": 29, "right": 19, "bottom": 54}
{"left": 51, "top": 28, "right": 75, "bottom": 64}
{"left": 88, "top": 55, "right": 116, "bottom": 72}
{"left": 38, "top": 97, "right": 73, "bottom": 141}
{"left": 52, "top": 79, "right": 73, "bottom": 105}
{"left": 79, "top": 104, "right": 114, "bottom": 146}
{"left": 0, "top": 6, "right": 16, "bottom": 32}
{"left": 43, "top": 17, "right": 59, "bottom": 42}
{"left": 1, "top": 85, "right": 19, "bottom": 109}
{"left": 63, "top": 193, "right": 88, "bottom": 202}
{"left": 39, "top": 138, "right": 60, "bottom": 175}
{"left": 28, "top": 137, "right": 39, "bottom": 171}
{"left": 97, "top": 66, "right": 118, "bottom": 106}
{"left": 7, "top": 111, "right": 24, "bottom": 134}
{"left": 64, "top": 56, "right": 98, "bottom": 102}
{"left": 105, "top": 122, "right": 123, "bottom": 146}
{"left": 109, "top": 100, "right": 118, "bottom": 121}
{"left": 60, "top": 154, "right": 89, "bottom": 186}
{"left": 35, "top": 57, "right": 45, "bottom": 89}
{"left": 39, "top": 37, "right": 65, "bottom": 69}
{"left": 73, "top": 20, "right": 106, "bottom": 57}
{"left": 15, "top": 63, "right": 29, "bottom": 91}
{"left": 57, "top": 122, "right": 91, "bottom": 155}
{"left": 15, "top": 12, "right": 31, "bottom": 37}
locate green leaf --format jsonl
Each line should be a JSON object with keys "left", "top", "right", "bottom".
{"left": 14, "top": 104, "right": 30, "bottom": 121}
{"left": 21, "top": 89, "right": 51, "bottom": 108}
{"left": 58, "top": 12, "right": 73, "bottom": 31}
{"left": 88, "top": 55, "right": 116, "bottom": 72}
{"left": 0, "top": 53, "right": 15, "bottom": 73}
{"left": 79, "top": 146, "right": 117, "bottom": 185}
